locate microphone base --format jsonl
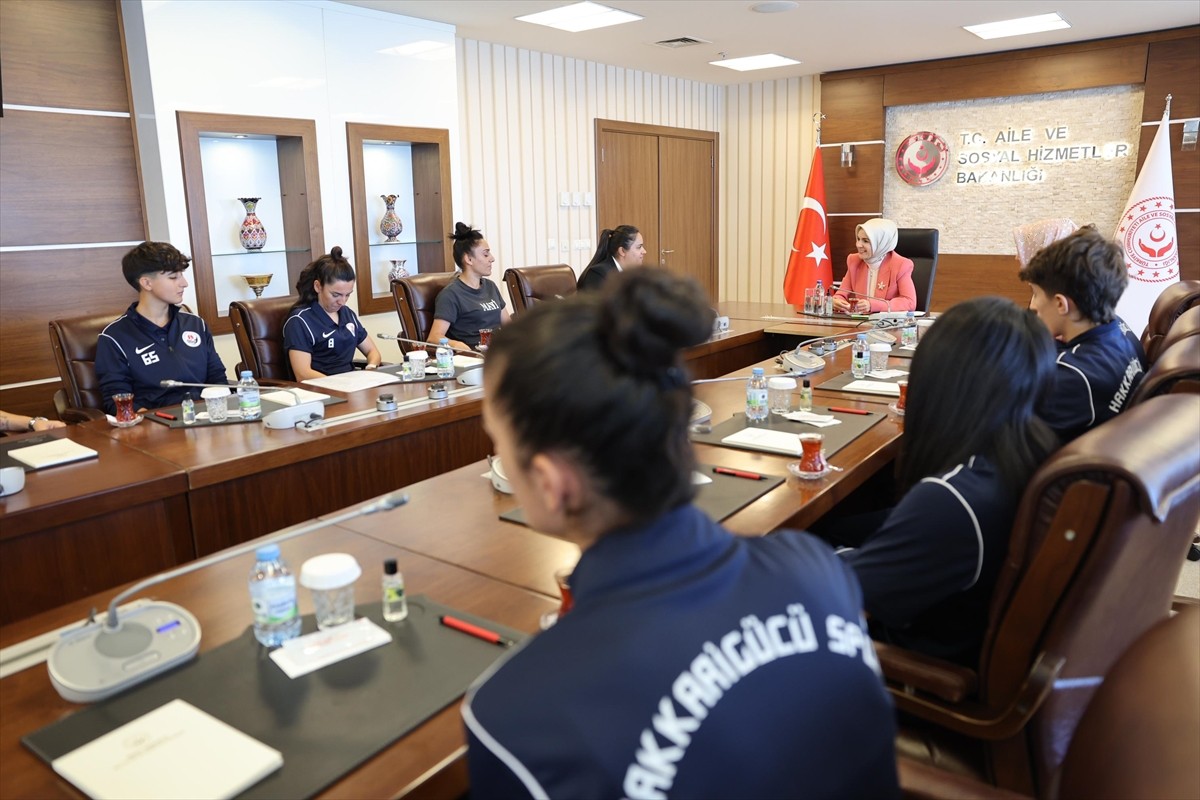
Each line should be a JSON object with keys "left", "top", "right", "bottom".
{"left": 48, "top": 601, "right": 201, "bottom": 704}
{"left": 263, "top": 400, "right": 325, "bottom": 429}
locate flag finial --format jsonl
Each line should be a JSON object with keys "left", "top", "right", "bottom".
{"left": 813, "top": 112, "right": 826, "bottom": 147}
{"left": 1165, "top": 94, "right": 1173, "bottom": 118}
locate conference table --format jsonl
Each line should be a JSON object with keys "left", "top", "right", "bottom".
{"left": 0, "top": 343, "right": 908, "bottom": 798}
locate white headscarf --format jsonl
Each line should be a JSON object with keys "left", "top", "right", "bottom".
{"left": 857, "top": 218, "right": 899, "bottom": 268}
{"left": 1013, "top": 218, "right": 1078, "bottom": 268}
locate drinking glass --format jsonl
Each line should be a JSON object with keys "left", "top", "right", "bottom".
{"left": 478, "top": 328, "right": 493, "bottom": 351}
{"left": 113, "top": 393, "right": 136, "bottom": 423}
{"left": 539, "top": 567, "right": 574, "bottom": 630}
{"left": 804, "top": 288, "right": 815, "bottom": 315}
{"left": 792, "top": 433, "right": 828, "bottom": 476}
{"left": 896, "top": 379, "right": 909, "bottom": 411}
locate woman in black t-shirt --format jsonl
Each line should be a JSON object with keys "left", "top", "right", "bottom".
{"left": 429, "top": 223, "right": 511, "bottom": 351}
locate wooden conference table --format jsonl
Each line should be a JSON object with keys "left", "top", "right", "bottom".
{"left": 0, "top": 345, "right": 905, "bottom": 799}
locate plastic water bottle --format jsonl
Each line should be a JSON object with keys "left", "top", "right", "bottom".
{"left": 382, "top": 558, "right": 408, "bottom": 622}
{"left": 746, "top": 367, "right": 769, "bottom": 422}
{"left": 237, "top": 370, "right": 261, "bottom": 420}
{"left": 901, "top": 312, "right": 918, "bottom": 347}
{"left": 436, "top": 338, "right": 455, "bottom": 378}
{"left": 814, "top": 281, "right": 826, "bottom": 316}
{"left": 181, "top": 392, "right": 196, "bottom": 425}
{"left": 851, "top": 333, "right": 870, "bottom": 378}
{"left": 249, "top": 543, "right": 300, "bottom": 647}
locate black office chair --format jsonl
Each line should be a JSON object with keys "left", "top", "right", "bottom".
{"left": 896, "top": 228, "right": 940, "bottom": 313}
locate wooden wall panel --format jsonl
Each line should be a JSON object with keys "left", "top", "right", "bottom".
{"left": 883, "top": 45, "right": 1148, "bottom": 107}
{"left": 829, "top": 216, "right": 874, "bottom": 282}
{"left": 0, "top": 0, "right": 129, "bottom": 112}
{"left": 1178, "top": 212, "right": 1199, "bottom": 283}
{"left": 1144, "top": 38, "right": 1200, "bottom": 120}
{"left": 0, "top": 111, "right": 144, "bottom": 246}
{"left": 821, "top": 76, "right": 884, "bottom": 142}
{"left": 932, "top": 254, "right": 1027, "bottom": 311}
{"left": 822, "top": 144, "right": 883, "bottom": 212}
{"left": 0, "top": 247, "right": 133, "bottom": 386}
{"left": 1136, "top": 124, "right": 1200, "bottom": 209}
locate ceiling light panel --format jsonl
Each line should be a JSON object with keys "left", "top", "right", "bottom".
{"left": 709, "top": 53, "right": 801, "bottom": 72}
{"left": 516, "top": 2, "right": 642, "bottom": 33}
{"left": 964, "top": 13, "right": 1070, "bottom": 40}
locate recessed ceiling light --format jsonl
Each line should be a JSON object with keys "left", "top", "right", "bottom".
{"left": 379, "top": 40, "right": 448, "bottom": 56}
{"left": 751, "top": 1, "right": 799, "bottom": 12}
{"left": 233, "top": 135, "right": 248, "bottom": 139}
{"left": 709, "top": 53, "right": 801, "bottom": 72}
{"left": 964, "top": 12, "right": 1070, "bottom": 40}
{"left": 516, "top": 2, "right": 642, "bottom": 33}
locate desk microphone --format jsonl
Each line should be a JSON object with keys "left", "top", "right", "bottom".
{"left": 377, "top": 333, "right": 483, "bottom": 358}
{"left": 46, "top": 491, "right": 410, "bottom": 703}
{"left": 160, "top": 379, "right": 324, "bottom": 430}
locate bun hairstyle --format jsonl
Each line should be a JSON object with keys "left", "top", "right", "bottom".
{"left": 293, "top": 246, "right": 356, "bottom": 308}
{"left": 448, "top": 222, "right": 484, "bottom": 269}
{"left": 486, "top": 270, "right": 715, "bottom": 522}
{"left": 586, "top": 224, "right": 640, "bottom": 269}
{"left": 900, "top": 296, "right": 1057, "bottom": 498}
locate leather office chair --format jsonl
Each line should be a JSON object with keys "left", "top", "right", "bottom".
{"left": 229, "top": 295, "right": 298, "bottom": 383}
{"left": 1140, "top": 278, "right": 1200, "bottom": 363}
{"left": 502, "top": 264, "right": 577, "bottom": 314}
{"left": 1155, "top": 304, "right": 1199, "bottom": 361}
{"left": 1128, "top": 335, "right": 1200, "bottom": 404}
{"left": 49, "top": 313, "right": 119, "bottom": 422}
{"left": 895, "top": 228, "right": 940, "bottom": 312}
{"left": 391, "top": 272, "right": 456, "bottom": 352}
{"left": 897, "top": 607, "right": 1200, "bottom": 800}
{"left": 881, "top": 394, "right": 1200, "bottom": 795}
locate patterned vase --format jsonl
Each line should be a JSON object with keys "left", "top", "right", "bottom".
{"left": 388, "top": 259, "right": 409, "bottom": 282}
{"left": 379, "top": 194, "right": 403, "bottom": 242}
{"left": 237, "top": 197, "right": 267, "bottom": 251}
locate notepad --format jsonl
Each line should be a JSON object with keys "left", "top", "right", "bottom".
{"left": 260, "top": 388, "right": 330, "bottom": 406}
{"left": 7, "top": 438, "right": 98, "bottom": 470}
{"left": 842, "top": 380, "right": 902, "bottom": 396}
{"left": 720, "top": 427, "right": 804, "bottom": 456}
{"left": 51, "top": 699, "right": 282, "bottom": 800}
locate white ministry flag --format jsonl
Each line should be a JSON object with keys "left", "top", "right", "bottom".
{"left": 1114, "top": 98, "right": 1179, "bottom": 335}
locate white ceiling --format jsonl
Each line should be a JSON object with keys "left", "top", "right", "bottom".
{"left": 336, "top": 0, "right": 1199, "bottom": 84}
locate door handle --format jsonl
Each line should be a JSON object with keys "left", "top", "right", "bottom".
{"left": 660, "top": 249, "right": 674, "bottom": 266}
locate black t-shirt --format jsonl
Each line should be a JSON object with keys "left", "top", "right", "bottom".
{"left": 433, "top": 277, "right": 505, "bottom": 348}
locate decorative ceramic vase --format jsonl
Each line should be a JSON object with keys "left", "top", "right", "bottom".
{"left": 238, "top": 197, "right": 267, "bottom": 251}
{"left": 379, "top": 194, "right": 403, "bottom": 242}
{"left": 388, "top": 259, "right": 409, "bottom": 282}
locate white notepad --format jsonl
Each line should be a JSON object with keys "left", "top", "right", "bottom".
{"left": 7, "top": 438, "right": 98, "bottom": 470}
{"left": 51, "top": 699, "right": 282, "bottom": 800}
{"left": 842, "top": 380, "right": 902, "bottom": 396}
{"left": 260, "top": 388, "right": 330, "bottom": 406}
{"left": 720, "top": 427, "right": 804, "bottom": 456}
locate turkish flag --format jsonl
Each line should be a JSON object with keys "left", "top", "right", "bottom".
{"left": 783, "top": 148, "right": 833, "bottom": 305}
{"left": 1114, "top": 100, "right": 1178, "bottom": 335}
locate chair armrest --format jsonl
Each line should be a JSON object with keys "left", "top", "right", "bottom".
{"left": 898, "top": 757, "right": 1029, "bottom": 800}
{"left": 61, "top": 406, "right": 107, "bottom": 424}
{"left": 876, "top": 642, "right": 979, "bottom": 702}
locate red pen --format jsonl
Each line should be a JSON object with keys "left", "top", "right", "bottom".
{"left": 440, "top": 614, "right": 513, "bottom": 647}
{"left": 154, "top": 411, "right": 176, "bottom": 420}
{"left": 714, "top": 466, "right": 766, "bottom": 481}
{"left": 828, "top": 406, "right": 870, "bottom": 416}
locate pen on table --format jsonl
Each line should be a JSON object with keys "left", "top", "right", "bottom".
{"left": 154, "top": 411, "right": 176, "bottom": 420}
{"left": 828, "top": 406, "right": 870, "bottom": 416}
{"left": 713, "top": 466, "right": 766, "bottom": 481}
{"left": 440, "top": 614, "right": 514, "bottom": 647}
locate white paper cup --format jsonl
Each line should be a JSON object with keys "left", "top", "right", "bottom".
{"left": 300, "top": 553, "right": 362, "bottom": 629}
{"left": 767, "top": 376, "right": 797, "bottom": 414}
{"left": 0, "top": 466, "right": 26, "bottom": 497}
{"left": 201, "top": 387, "right": 230, "bottom": 422}
{"left": 869, "top": 343, "right": 891, "bottom": 373}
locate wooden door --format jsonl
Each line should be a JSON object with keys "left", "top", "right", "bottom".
{"left": 596, "top": 130, "right": 660, "bottom": 262}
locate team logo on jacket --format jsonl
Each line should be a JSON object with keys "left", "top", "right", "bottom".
{"left": 896, "top": 131, "right": 949, "bottom": 186}
{"left": 182, "top": 331, "right": 202, "bottom": 348}
{"left": 1118, "top": 197, "right": 1178, "bottom": 283}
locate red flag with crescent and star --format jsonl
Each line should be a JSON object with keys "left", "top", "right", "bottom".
{"left": 783, "top": 148, "right": 833, "bottom": 306}
{"left": 1114, "top": 99, "right": 1178, "bottom": 334}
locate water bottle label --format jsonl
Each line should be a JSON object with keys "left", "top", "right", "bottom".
{"left": 251, "top": 577, "right": 297, "bottom": 624}
{"left": 385, "top": 585, "right": 405, "bottom": 603}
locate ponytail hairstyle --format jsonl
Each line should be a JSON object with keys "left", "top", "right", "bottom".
{"left": 585, "top": 224, "right": 640, "bottom": 270}
{"left": 899, "top": 296, "right": 1058, "bottom": 498}
{"left": 293, "top": 246, "right": 356, "bottom": 309}
{"left": 448, "top": 222, "right": 484, "bottom": 270}
{"left": 485, "top": 270, "right": 715, "bottom": 523}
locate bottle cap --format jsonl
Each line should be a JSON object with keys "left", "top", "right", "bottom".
{"left": 440, "top": 338, "right": 449, "bottom": 345}
{"left": 184, "top": 392, "right": 193, "bottom": 400}
{"left": 752, "top": 367, "right": 764, "bottom": 376}
{"left": 384, "top": 558, "right": 398, "bottom": 575}
{"left": 857, "top": 333, "right": 868, "bottom": 340}
{"left": 255, "top": 543, "right": 281, "bottom": 561}
{"left": 240, "top": 370, "right": 253, "bottom": 379}
{"left": 803, "top": 378, "right": 811, "bottom": 387}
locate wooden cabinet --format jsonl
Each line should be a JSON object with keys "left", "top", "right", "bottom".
{"left": 346, "top": 123, "right": 454, "bottom": 316}
{"left": 176, "top": 112, "right": 324, "bottom": 335}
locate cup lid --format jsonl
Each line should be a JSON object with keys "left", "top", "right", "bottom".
{"left": 300, "top": 553, "right": 362, "bottom": 590}
{"left": 408, "top": 350, "right": 428, "bottom": 360}
{"left": 200, "top": 386, "right": 230, "bottom": 398}
{"left": 767, "top": 377, "right": 797, "bottom": 390}
{"left": 869, "top": 343, "right": 892, "bottom": 351}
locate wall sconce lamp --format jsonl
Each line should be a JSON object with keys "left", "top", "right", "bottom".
{"left": 1183, "top": 120, "right": 1198, "bottom": 152}
{"left": 840, "top": 143, "right": 855, "bottom": 167}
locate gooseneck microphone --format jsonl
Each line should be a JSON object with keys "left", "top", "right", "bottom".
{"left": 377, "top": 333, "right": 482, "bottom": 358}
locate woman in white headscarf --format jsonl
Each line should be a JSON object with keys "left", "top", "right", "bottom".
{"left": 833, "top": 218, "right": 917, "bottom": 313}
{"left": 1013, "top": 218, "right": 1078, "bottom": 269}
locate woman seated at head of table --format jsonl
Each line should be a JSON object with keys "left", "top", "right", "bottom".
{"left": 832, "top": 218, "right": 917, "bottom": 314}
{"left": 463, "top": 270, "right": 899, "bottom": 799}
{"left": 428, "top": 222, "right": 510, "bottom": 352}
{"left": 837, "top": 297, "right": 1058, "bottom": 666}
{"left": 282, "top": 247, "right": 382, "bottom": 382}
{"left": 576, "top": 224, "right": 645, "bottom": 292}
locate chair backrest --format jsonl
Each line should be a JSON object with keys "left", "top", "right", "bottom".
{"left": 391, "top": 272, "right": 457, "bottom": 351}
{"left": 49, "top": 313, "right": 120, "bottom": 414}
{"left": 980, "top": 394, "right": 1200, "bottom": 789}
{"left": 1128, "top": 335, "right": 1200, "bottom": 405}
{"left": 502, "top": 264, "right": 577, "bottom": 314}
{"left": 229, "top": 295, "right": 299, "bottom": 382}
{"left": 1158, "top": 304, "right": 1200, "bottom": 356}
{"left": 895, "top": 228, "right": 939, "bottom": 312}
{"left": 1140, "top": 279, "right": 1200, "bottom": 362}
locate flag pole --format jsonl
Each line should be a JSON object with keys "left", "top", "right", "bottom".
{"left": 813, "top": 112, "right": 825, "bottom": 148}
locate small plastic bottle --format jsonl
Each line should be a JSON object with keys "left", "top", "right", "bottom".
{"left": 798, "top": 379, "right": 813, "bottom": 411}
{"left": 238, "top": 370, "right": 261, "bottom": 420}
{"left": 382, "top": 558, "right": 408, "bottom": 622}
{"left": 814, "top": 281, "right": 826, "bottom": 317}
{"left": 181, "top": 392, "right": 197, "bottom": 425}
{"left": 851, "top": 333, "right": 870, "bottom": 378}
{"left": 249, "top": 543, "right": 301, "bottom": 647}
{"left": 901, "top": 312, "right": 918, "bottom": 347}
{"left": 436, "top": 338, "right": 455, "bottom": 379}
{"left": 745, "top": 367, "right": 769, "bottom": 422}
